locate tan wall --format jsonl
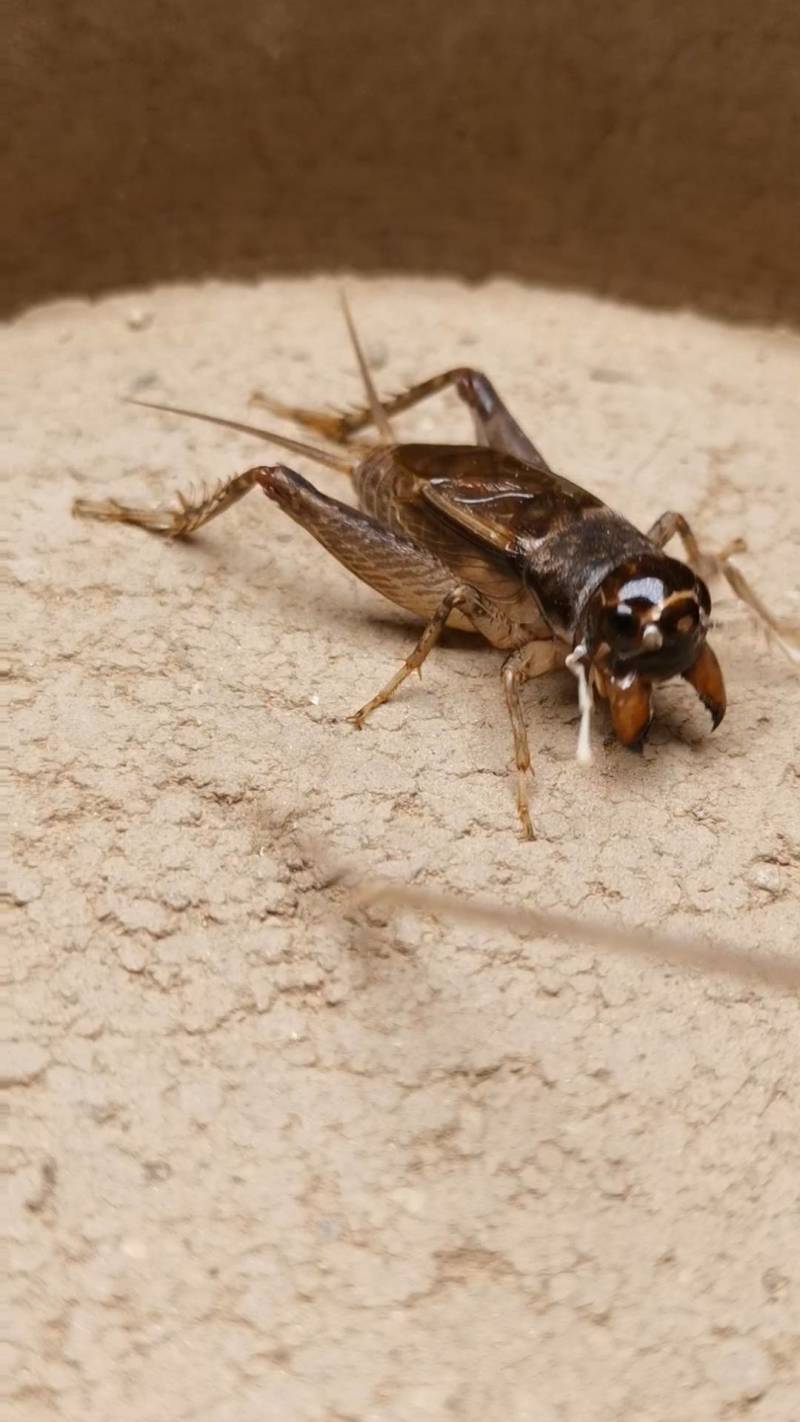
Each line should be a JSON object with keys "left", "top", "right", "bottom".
{"left": 5, "top": 1, "right": 799, "bottom": 321}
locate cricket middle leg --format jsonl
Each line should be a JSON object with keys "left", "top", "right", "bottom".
{"left": 347, "top": 586, "right": 476, "bottom": 727}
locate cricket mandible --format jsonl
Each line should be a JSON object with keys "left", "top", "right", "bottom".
{"left": 73, "top": 300, "right": 798, "bottom": 838}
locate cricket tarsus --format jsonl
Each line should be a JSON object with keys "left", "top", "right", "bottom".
{"left": 73, "top": 467, "right": 270, "bottom": 538}
{"left": 72, "top": 301, "right": 798, "bottom": 836}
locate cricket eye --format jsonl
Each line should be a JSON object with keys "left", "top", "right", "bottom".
{"left": 607, "top": 606, "right": 637, "bottom": 640}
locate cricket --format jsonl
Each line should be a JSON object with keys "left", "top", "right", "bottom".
{"left": 73, "top": 299, "right": 798, "bottom": 838}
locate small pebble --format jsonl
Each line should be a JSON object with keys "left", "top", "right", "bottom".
{"left": 365, "top": 338, "right": 388, "bottom": 370}
{"left": 0, "top": 1042, "right": 49, "bottom": 1086}
{"left": 707, "top": 1339, "right": 772, "bottom": 1403}
{"left": 126, "top": 308, "right": 153, "bottom": 331}
{"left": 8, "top": 868, "right": 43, "bottom": 904}
{"left": 117, "top": 941, "right": 149, "bottom": 974}
{"left": 747, "top": 862, "right": 782, "bottom": 896}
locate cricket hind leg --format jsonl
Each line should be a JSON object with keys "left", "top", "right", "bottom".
{"left": 252, "top": 368, "right": 551, "bottom": 470}
{"left": 74, "top": 458, "right": 568, "bottom": 838}
{"left": 73, "top": 468, "right": 267, "bottom": 538}
{"left": 74, "top": 460, "right": 469, "bottom": 630}
{"left": 647, "top": 510, "right": 799, "bottom": 663}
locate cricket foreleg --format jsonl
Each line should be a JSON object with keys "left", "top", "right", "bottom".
{"left": 503, "top": 653, "right": 535, "bottom": 841}
{"left": 252, "top": 368, "right": 551, "bottom": 469}
{"left": 72, "top": 468, "right": 266, "bottom": 538}
{"left": 501, "top": 641, "right": 566, "bottom": 841}
{"left": 646, "top": 509, "right": 747, "bottom": 569}
{"left": 647, "top": 510, "right": 799, "bottom": 663}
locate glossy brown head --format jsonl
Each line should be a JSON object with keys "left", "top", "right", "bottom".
{"left": 582, "top": 553, "right": 711, "bottom": 682}
{"left": 572, "top": 552, "right": 726, "bottom": 750}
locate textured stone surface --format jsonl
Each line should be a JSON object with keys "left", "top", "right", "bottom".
{"left": 7, "top": 277, "right": 800, "bottom": 1420}
{"left": 6, "top": 4, "right": 800, "bottom": 322}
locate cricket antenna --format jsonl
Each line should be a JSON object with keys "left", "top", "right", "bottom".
{"left": 125, "top": 398, "right": 354, "bottom": 475}
{"left": 339, "top": 291, "right": 394, "bottom": 443}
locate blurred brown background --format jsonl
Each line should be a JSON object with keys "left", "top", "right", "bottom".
{"left": 5, "top": 1, "right": 799, "bottom": 321}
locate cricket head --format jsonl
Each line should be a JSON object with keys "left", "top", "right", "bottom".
{"left": 583, "top": 553, "right": 712, "bottom": 683}
{"left": 567, "top": 552, "right": 726, "bottom": 759}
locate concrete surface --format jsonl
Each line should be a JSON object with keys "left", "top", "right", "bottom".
{"left": 7, "top": 276, "right": 800, "bottom": 1421}
{"left": 6, "top": 3, "right": 800, "bottom": 323}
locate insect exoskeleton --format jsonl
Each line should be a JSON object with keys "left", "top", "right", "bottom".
{"left": 72, "top": 298, "right": 797, "bottom": 837}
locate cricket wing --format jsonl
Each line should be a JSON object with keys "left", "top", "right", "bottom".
{"left": 392, "top": 445, "right": 601, "bottom": 555}
{"left": 386, "top": 444, "right": 623, "bottom": 637}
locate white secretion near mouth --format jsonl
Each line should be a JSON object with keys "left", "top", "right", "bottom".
{"left": 565, "top": 645, "right": 593, "bottom": 765}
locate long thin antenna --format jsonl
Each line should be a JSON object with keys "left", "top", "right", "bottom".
{"left": 339, "top": 292, "right": 394, "bottom": 443}
{"left": 349, "top": 881, "right": 800, "bottom": 994}
{"left": 126, "top": 398, "right": 353, "bottom": 475}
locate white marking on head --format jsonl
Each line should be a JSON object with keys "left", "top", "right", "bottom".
{"left": 642, "top": 623, "right": 663, "bottom": 649}
{"left": 618, "top": 576, "right": 664, "bottom": 604}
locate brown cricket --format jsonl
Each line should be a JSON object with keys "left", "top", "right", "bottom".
{"left": 73, "top": 300, "right": 798, "bottom": 838}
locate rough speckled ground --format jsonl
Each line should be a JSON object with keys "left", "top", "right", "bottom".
{"left": 6, "top": 278, "right": 800, "bottom": 1421}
